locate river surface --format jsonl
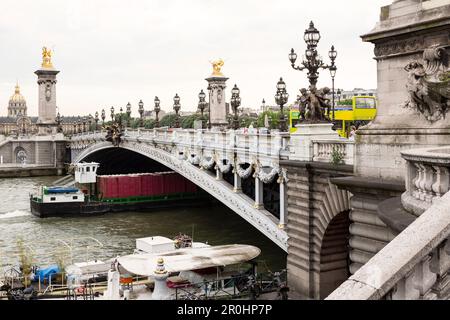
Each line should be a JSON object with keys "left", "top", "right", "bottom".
{"left": 0, "top": 176, "right": 286, "bottom": 272}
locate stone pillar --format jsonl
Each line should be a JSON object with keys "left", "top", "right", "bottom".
{"left": 216, "top": 167, "right": 223, "bottom": 180}
{"left": 254, "top": 176, "right": 264, "bottom": 209}
{"left": 357, "top": 0, "right": 450, "bottom": 182}
{"left": 35, "top": 67, "right": 60, "bottom": 135}
{"left": 234, "top": 171, "right": 242, "bottom": 192}
{"left": 205, "top": 76, "right": 229, "bottom": 130}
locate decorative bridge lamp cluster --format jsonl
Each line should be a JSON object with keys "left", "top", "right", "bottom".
{"left": 138, "top": 100, "right": 144, "bottom": 127}
{"left": 288, "top": 21, "right": 337, "bottom": 123}
{"left": 274, "top": 78, "right": 289, "bottom": 132}
{"left": 230, "top": 84, "right": 241, "bottom": 130}
{"left": 126, "top": 102, "right": 132, "bottom": 127}
{"left": 173, "top": 94, "right": 181, "bottom": 128}
{"left": 154, "top": 96, "right": 161, "bottom": 128}
{"left": 198, "top": 90, "right": 208, "bottom": 129}
{"left": 110, "top": 106, "right": 115, "bottom": 122}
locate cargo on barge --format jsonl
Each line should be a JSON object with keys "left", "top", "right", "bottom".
{"left": 30, "top": 162, "right": 211, "bottom": 218}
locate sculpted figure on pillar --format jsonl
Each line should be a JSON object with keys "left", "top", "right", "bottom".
{"left": 404, "top": 45, "right": 450, "bottom": 122}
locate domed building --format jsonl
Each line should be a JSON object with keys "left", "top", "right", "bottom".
{"left": 8, "top": 83, "right": 27, "bottom": 117}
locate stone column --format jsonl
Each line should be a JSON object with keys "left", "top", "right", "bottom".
{"left": 35, "top": 67, "right": 60, "bottom": 135}
{"left": 254, "top": 176, "right": 264, "bottom": 209}
{"left": 216, "top": 167, "right": 223, "bottom": 180}
{"left": 205, "top": 76, "right": 229, "bottom": 130}
{"left": 234, "top": 171, "right": 242, "bottom": 192}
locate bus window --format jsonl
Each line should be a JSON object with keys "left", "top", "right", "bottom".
{"left": 355, "top": 97, "right": 376, "bottom": 109}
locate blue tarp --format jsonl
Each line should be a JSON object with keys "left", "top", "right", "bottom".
{"left": 46, "top": 187, "right": 79, "bottom": 194}
{"left": 34, "top": 265, "right": 60, "bottom": 282}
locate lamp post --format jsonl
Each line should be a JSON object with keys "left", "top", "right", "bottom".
{"left": 126, "top": 102, "right": 132, "bottom": 127}
{"left": 101, "top": 109, "right": 106, "bottom": 127}
{"left": 173, "top": 94, "right": 181, "bottom": 128}
{"left": 77, "top": 116, "right": 81, "bottom": 133}
{"left": 288, "top": 21, "right": 337, "bottom": 122}
{"left": 88, "top": 114, "right": 93, "bottom": 132}
{"left": 198, "top": 90, "right": 207, "bottom": 129}
{"left": 329, "top": 45, "right": 337, "bottom": 121}
{"left": 138, "top": 100, "right": 144, "bottom": 127}
{"left": 154, "top": 96, "right": 161, "bottom": 128}
{"left": 118, "top": 107, "right": 123, "bottom": 127}
{"left": 82, "top": 116, "right": 87, "bottom": 132}
{"left": 261, "top": 99, "right": 266, "bottom": 112}
{"left": 275, "top": 78, "right": 289, "bottom": 132}
{"left": 110, "top": 106, "right": 115, "bottom": 122}
{"left": 230, "top": 84, "right": 241, "bottom": 130}
{"left": 95, "top": 111, "right": 99, "bottom": 131}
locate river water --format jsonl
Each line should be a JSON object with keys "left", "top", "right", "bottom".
{"left": 0, "top": 176, "right": 286, "bottom": 272}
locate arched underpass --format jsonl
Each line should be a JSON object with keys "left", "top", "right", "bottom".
{"left": 82, "top": 148, "right": 171, "bottom": 175}
{"left": 74, "top": 145, "right": 288, "bottom": 251}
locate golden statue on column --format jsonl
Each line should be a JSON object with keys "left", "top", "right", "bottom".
{"left": 41, "top": 47, "right": 53, "bottom": 68}
{"left": 210, "top": 59, "right": 225, "bottom": 77}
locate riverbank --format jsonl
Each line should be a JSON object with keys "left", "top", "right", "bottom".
{"left": 0, "top": 165, "right": 65, "bottom": 178}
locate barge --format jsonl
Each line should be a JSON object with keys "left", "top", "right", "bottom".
{"left": 30, "top": 162, "right": 212, "bottom": 218}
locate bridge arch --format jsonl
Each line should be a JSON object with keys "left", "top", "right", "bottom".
{"left": 72, "top": 140, "right": 288, "bottom": 251}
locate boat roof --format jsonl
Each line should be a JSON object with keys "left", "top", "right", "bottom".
{"left": 117, "top": 244, "right": 261, "bottom": 276}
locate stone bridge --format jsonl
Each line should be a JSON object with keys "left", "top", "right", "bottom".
{"left": 70, "top": 126, "right": 357, "bottom": 297}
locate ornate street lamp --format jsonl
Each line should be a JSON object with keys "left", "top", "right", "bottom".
{"left": 94, "top": 111, "right": 99, "bottom": 131}
{"left": 88, "top": 114, "right": 93, "bottom": 132}
{"left": 275, "top": 77, "right": 289, "bottom": 132}
{"left": 110, "top": 106, "right": 115, "bottom": 122}
{"left": 230, "top": 84, "right": 241, "bottom": 130}
{"left": 154, "top": 96, "right": 161, "bottom": 128}
{"left": 289, "top": 21, "right": 337, "bottom": 122}
{"left": 198, "top": 90, "right": 208, "bottom": 129}
{"left": 173, "top": 94, "right": 181, "bottom": 128}
{"left": 82, "top": 116, "right": 87, "bottom": 132}
{"left": 126, "top": 102, "right": 132, "bottom": 127}
{"left": 77, "top": 116, "right": 82, "bottom": 133}
{"left": 101, "top": 109, "right": 106, "bottom": 127}
{"left": 138, "top": 100, "right": 144, "bottom": 127}
{"left": 329, "top": 45, "right": 337, "bottom": 121}
{"left": 118, "top": 107, "right": 123, "bottom": 127}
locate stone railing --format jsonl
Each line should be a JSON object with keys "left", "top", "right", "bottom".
{"left": 401, "top": 146, "right": 450, "bottom": 216}
{"left": 72, "top": 128, "right": 291, "bottom": 163}
{"left": 312, "top": 139, "right": 354, "bottom": 165}
{"left": 327, "top": 191, "right": 450, "bottom": 300}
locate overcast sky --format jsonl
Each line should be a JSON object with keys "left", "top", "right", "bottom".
{"left": 0, "top": 0, "right": 392, "bottom": 117}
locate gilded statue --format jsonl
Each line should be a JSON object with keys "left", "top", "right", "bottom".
{"left": 210, "top": 59, "right": 225, "bottom": 76}
{"left": 42, "top": 47, "right": 53, "bottom": 68}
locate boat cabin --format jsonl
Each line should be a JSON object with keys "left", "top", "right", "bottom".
{"left": 74, "top": 162, "right": 99, "bottom": 184}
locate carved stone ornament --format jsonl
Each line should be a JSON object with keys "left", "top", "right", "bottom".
{"left": 45, "top": 83, "right": 52, "bottom": 102}
{"left": 403, "top": 46, "right": 450, "bottom": 122}
{"left": 236, "top": 162, "right": 253, "bottom": 179}
{"left": 200, "top": 156, "right": 215, "bottom": 170}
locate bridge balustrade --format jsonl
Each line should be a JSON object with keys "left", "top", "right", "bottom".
{"left": 327, "top": 146, "right": 450, "bottom": 300}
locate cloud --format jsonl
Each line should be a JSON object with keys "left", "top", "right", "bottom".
{"left": 0, "top": 0, "right": 392, "bottom": 116}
